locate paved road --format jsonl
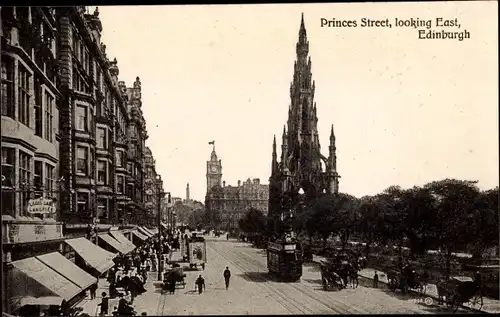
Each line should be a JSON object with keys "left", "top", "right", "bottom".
{"left": 127, "top": 236, "right": 478, "bottom": 315}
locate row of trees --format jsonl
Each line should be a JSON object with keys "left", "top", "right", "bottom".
{"left": 237, "top": 179, "right": 498, "bottom": 275}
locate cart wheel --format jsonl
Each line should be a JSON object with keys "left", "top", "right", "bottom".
{"left": 467, "top": 293, "right": 483, "bottom": 310}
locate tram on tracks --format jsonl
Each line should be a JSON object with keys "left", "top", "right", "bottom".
{"left": 267, "top": 235, "right": 303, "bottom": 281}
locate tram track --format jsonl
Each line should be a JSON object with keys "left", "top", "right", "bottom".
{"left": 235, "top": 247, "right": 367, "bottom": 315}
{"left": 210, "top": 242, "right": 366, "bottom": 314}
{"left": 215, "top": 240, "right": 437, "bottom": 315}
{"left": 211, "top": 243, "right": 316, "bottom": 314}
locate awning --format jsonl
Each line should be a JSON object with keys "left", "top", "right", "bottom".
{"left": 65, "top": 238, "right": 117, "bottom": 274}
{"left": 18, "top": 296, "right": 64, "bottom": 307}
{"left": 9, "top": 257, "right": 81, "bottom": 310}
{"left": 131, "top": 230, "right": 148, "bottom": 241}
{"left": 36, "top": 252, "right": 97, "bottom": 290}
{"left": 98, "top": 234, "right": 131, "bottom": 255}
{"left": 109, "top": 231, "right": 136, "bottom": 254}
{"left": 137, "top": 226, "right": 153, "bottom": 238}
{"left": 142, "top": 227, "right": 155, "bottom": 236}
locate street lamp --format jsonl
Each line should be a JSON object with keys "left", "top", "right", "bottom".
{"left": 156, "top": 176, "right": 166, "bottom": 281}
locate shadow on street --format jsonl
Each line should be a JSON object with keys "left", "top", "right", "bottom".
{"left": 237, "top": 272, "right": 271, "bottom": 283}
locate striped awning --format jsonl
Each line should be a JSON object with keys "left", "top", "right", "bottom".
{"left": 137, "top": 226, "right": 154, "bottom": 238}
{"left": 109, "top": 231, "right": 136, "bottom": 254}
{"left": 132, "top": 230, "right": 148, "bottom": 241}
{"left": 98, "top": 234, "right": 131, "bottom": 255}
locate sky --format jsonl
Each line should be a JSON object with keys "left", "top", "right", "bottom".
{"left": 96, "top": 2, "right": 498, "bottom": 201}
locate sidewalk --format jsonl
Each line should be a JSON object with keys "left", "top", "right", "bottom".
{"left": 78, "top": 249, "right": 185, "bottom": 316}
{"left": 313, "top": 254, "right": 500, "bottom": 314}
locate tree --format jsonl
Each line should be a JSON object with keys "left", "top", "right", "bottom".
{"left": 356, "top": 195, "right": 385, "bottom": 256}
{"left": 469, "top": 187, "right": 499, "bottom": 261}
{"left": 402, "top": 186, "right": 439, "bottom": 258}
{"left": 238, "top": 208, "right": 267, "bottom": 235}
{"left": 424, "top": 179, "right": 480, "bottom": 276}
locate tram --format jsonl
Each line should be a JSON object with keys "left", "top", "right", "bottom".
{"left": 267, "top": 235, "right": 303, "bottom": 281}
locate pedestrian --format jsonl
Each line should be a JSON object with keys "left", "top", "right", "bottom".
{"left": 226, "top": 233, "right": 229, "bottom": 240}
{"left": 195, "top": 274, "right": 206, "bottom": 294}
{"left": 373, "top": 271, "right": 379, "bottom": 288}
{"left": 89, "top": 282, "right": 98, "bottom": 299}
{"left": 97, "top": 292, "right": 109, "bottom": 316}
{"left": 223, "top": 267, "right": 231, "bottom": 290}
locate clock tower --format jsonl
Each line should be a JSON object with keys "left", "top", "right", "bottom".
{"left": 206, "top": 141, "right": 222, "bottom": 192}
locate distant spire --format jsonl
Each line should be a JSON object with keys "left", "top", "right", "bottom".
{"left": 271, "top": 135, "right": 278, "bottom": 174}
{"left": 330, "top": 124, "right": 335, "bottom": 143}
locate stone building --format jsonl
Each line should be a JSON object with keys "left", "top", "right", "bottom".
{"left": 52, "top": 7, "right": 135, "bottom": 232}
{"left": 144, "top": 146, "right": 159, "bottom": 226}
{"left": 1, "top": 6, "right": 161, "bottom": 238}
{"left": 1, "top": 6, "right": 65, "bottom": 261}
{"left": 125, "top": 77, "right": 148, "bottom": 224}
{"left": 205, "top": 143, "right": 269, "bottom": 230}
{"left": 268, "top": 14, "right": 340, "bottom": 221}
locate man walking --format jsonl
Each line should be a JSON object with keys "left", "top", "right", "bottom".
{"left": 89, "top": 282, "right": 98, "bottom": 299}
{"left": 195, "top": 274, "right": 206, "bottom": 294}
{"left": 97, "top": 292, "right": 109, "bottom": 316}
{"left": 223, "top": 267, "right": 231, "bottom": 290}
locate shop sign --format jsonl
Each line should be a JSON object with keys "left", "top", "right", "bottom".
{"left": 27, "top": 198, "right": 56, "bottom": 214}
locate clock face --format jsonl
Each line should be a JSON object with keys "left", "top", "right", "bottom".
{"left": 210, "top": 166, "right": 217, "bottom": 173}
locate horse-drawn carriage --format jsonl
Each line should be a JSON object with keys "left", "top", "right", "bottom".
{"left": 387, "top": 265, "right": 429, "bottom": 295}
{"left": 320, "top": 250, "right": 360, "bottom": 290}
{"left": 436, "top": 276, "right": 483, "bottom": 312}
{"left": 163, "top": 265, "right": 186, "bottom": 290}
{"left": 320, "top": 260, "right": 345, "bottom": 290}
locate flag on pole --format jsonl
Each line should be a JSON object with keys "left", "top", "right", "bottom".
{"left": 208, "top": 140, "right": 215, "bottom": 145}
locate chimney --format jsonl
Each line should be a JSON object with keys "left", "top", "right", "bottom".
{"left": 223, "top": 180, "right": 226, "bottom": 187}
{"left": 237, "top": 180, "right": 241, "bottom": 187}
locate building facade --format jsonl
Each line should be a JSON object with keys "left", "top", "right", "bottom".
{"left": 1, "top": 5, "right": 162, "bottom": 245}
{"left": 1, "top": 6, "right": 65, "bottom": 263}
{"left": 205, "top": 144, "right": 269, "bottom": 230}
{"left": 268, "top": 14, "right": 340, "bottom": 221}
{"left": 144, "top": 146, "right": 159, "bottom": 226}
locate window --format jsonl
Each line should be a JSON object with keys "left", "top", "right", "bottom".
{"left": 76, "top": 105, "right": 88, "bottom": 131}
{"left": 34, "top": 78, "right": 43, "bottom": 136}
{"left": 96, "top": 128, "right": 106, "bottom": 149}
{"left": 117, "top": 175, "right": 125, "bottom": 194}
{"left": 76, "top": 146, "right": 88, "bottom": 175}
{"left": 1, "top": 57, "right": 14, "bottom": 118}
{"left": 18, "top": 64, "right": 31, "bottom": 126}
{"left": 1, "top": 148, "right": 15, "bottom": 216}
{"left": 97, "top": 198, "right": 108, "bottom": 220}
{"left": 116, "top": 150, "right": 124, "bottom": 167}
{"left": 77, "top": 192, "right": 89, "bottom": 217}
{"left": 45, "top": 164, "right": 54, "bottom": 197}
{"left": 97, "top": 160, "right": 107, "bottom": 185}
{"left": 34, "top": 161, "right": 43, "bottom": 194}
{"left": 19, "top": 151, "right": 32, "bottom": 216}
{"left": 44, "top": 92, "right": 54, "bottom": 142}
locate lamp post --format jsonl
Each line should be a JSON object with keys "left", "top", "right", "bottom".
{"left": 156, "top": 176, "right": 166, "bottom": 281}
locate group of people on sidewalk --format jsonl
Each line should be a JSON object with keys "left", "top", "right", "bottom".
{"left": 94, "top": 238, "right": 175, "bottom": 316}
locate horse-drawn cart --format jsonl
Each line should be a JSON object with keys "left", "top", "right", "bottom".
{"left": 387, "top": 265, "right": 429, "bottom": 295}
{"left": 163, "top": 265, "right": 186, "bottom": 290}
{"left": 436, "top": 276, "right": 483, "bottom": 312}
{"left": 320, "top": 260, "right": 344, "bottom": 290}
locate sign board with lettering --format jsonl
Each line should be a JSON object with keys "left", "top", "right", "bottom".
{"left": 268, "top": 242, "right": 283, "bottom": 251}
{"left": 27, "top": 198, "right": 56, "bottom": 215}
